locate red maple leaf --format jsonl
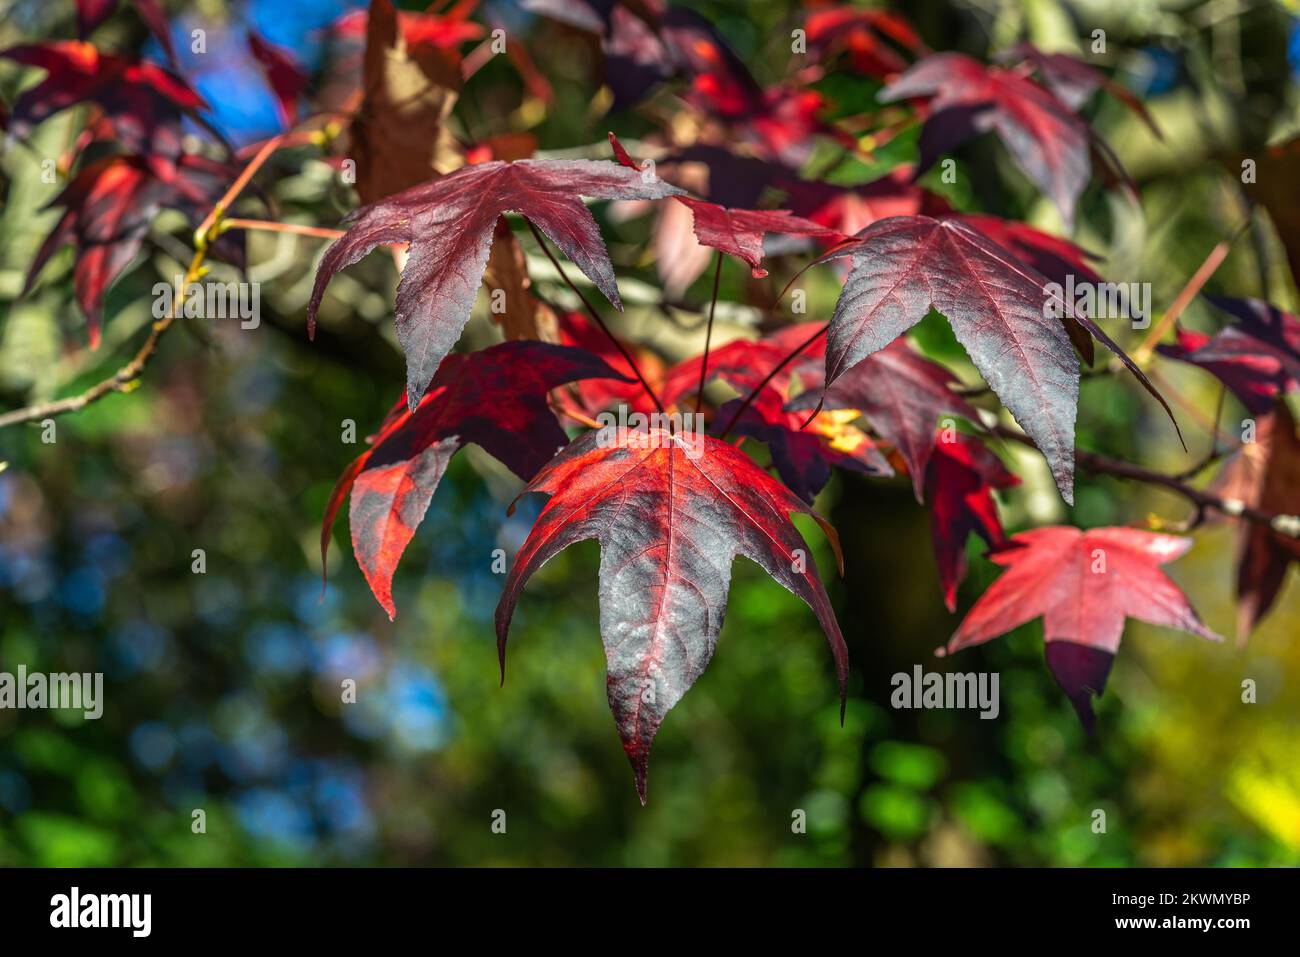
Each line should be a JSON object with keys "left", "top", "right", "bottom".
{"left": 321, "top": 341, "right": 632, "bottom": 618}
{"left": 940, "top": 526, "right": 1221, "bottom": 729}
{"left": 555, "top": 311, "right": 666, "bottom": 417}
{"left": 879, "top": 52, "right": 1093, "bottom": 228}
{"left": 804, "top": 5, "right": 927, "bottom": 77}
{"left": 248, "top": 30, "right": 308, "bottom": 128}
{"left": 496, "top": 426, "right": 847, "bottom": 802}
{"left": 1157, "top": 297, "right": 1300, "bottom": 415}
{"left": 659, "top": 321, "right": 827, "bottom": 409}
{"left": 1211, "top": 400, "right": 1300, "bottom": 642}
{"left": 998, "top": 43, "right": 1161, "bottom": 138}
{"left": 782, "top": 166, "right": 944, "bottom": 236}
{"left": 0, "top": 41, "right": 204, "bottom": 160}
{"left": 925, "top": 433, "right": 1019, "bottom": 611}
{"left": 817, "top": 215, "right": 1174, "bottom": 503}
{"left": 656, "top": 323, "right": 892, "bottom": 500}
{"left": 307, "top": 157, "right": 683, "bottom": 410}
{"left": 787, "top": 338, "right": 981, "bottom": 501}
{"left": 333, "top": 1, "right": 485, "bottom": 49}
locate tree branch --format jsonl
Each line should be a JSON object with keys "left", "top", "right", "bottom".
{"left": 0, "top": 135, "right": 293, "bottom": 431}
{"left": 989, "top": 424, "right": 1299, "bottom": 536}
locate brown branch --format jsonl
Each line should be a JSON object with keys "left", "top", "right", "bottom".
{"left": 989, "top": 424, "right": 1297, "bottom": 534}
{"left": 0, "top": 249, "right": 205, "bottom": 429}
{"left": 1133, "top": 220, "right": 1249, "bottom": 364}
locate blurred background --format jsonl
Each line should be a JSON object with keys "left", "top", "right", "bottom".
{"left": 0, "top": 0, "right": 1298, "bottom": 866}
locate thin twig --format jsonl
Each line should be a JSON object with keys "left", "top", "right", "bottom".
{"left": 719, "top": 324, "right": 826, "bottom": 439}
{"left": 695, "top": 251, "right": 723, "bottom": 414}
{"left": 220, "top": 219, "right": 346, "bottom": 241}
{"left": 195, "top": 134, "right": 285, "bottom": 249}
{"left": 989, "top": 424, "right": 1294, "bottom": 533}
{"left": 0, "top": 250, "right": 205, "bottom": 429}
{"left": 524, "top": 218, "right": 666, "bottom": 415}
{"left": 0, "top": 136, "right": 291, "bottom": 430}
{"left": 1133, "top": 220, "right": 1249, "bottom": 363}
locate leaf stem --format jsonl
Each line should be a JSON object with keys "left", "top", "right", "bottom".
{"left": 718, "top": 325, "right": 826, "bottom": 439}
{"left": 695, "top": 251, "right": 723, "bottom": 414}
{"left": 524, "top": 218, "right": 666, "bottom": 416}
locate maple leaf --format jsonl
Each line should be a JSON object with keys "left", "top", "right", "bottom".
{"left": 879, "top": 52, "right": 1092, "bottom": 228}
{"left": 671, "top": 198, "right": 840, "bottom": 279}
{"left": 787, "top": 338, "right": 981, "bottom": 501}
{"left": 816, "top": 215, "right": 1175, "bottom": 503}
{"left": 0, "top": 41, "right": 204, "bottom": 160}
{"left": 608, "top": 133, "right": 843, "bottom": 278}
{"left": 925, "top": 434, "right": 1019, "bottom": 611}
{"left": 1157, "top": 297, "right": 1300, "bottom": 415}
{"left": 307, "top": 156, "right": 683, "bottom": 411}
{"left": 587, "top": 3, "right": 768, "bottom": 118}
{"left": 804, "top": 6, "right": 927, "bottom": 77}
{"left": 785, "top": 166, "right": 947, "bottom": 236}
{"left": 77, "top": 0, "right": 178, "bottom": 67}
{"left": 333, "top": 0, "right": 484, "bottom": 50}
{"left": 495, "top": 426, "right": 848, "bottom": 802}
{"left": 955, "top": 213, "right": 1101, "bottom": 363}
{"left": 1211, "top": 400, "right": 1300, "bottom": 642}
{"left": 248, "top": 30, "right": 308, "bottom": 128}
{"left": 940, "top": 526, "right": 1221, "bottom": 730}
{"left": 321, "top": 341, "right": 631, "bottom": 618}
{"left": 521, "top": 1, "right": 700, "bottom": 111}
{"left": 602, "top": 5, "right": 674, "bottom": 110}
{"left": 21, "top": 153, "right": 237, "bottom": 346}
{"left": 656, "top": 323, "right": 891, "bottom": 500}
{"left": 998, "top": 43, "right": 1160, "bottom": 138}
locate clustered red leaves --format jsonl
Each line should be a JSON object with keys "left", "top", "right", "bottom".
{"left": 5, "top": 0, "right": 1296, "bottom": 803}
